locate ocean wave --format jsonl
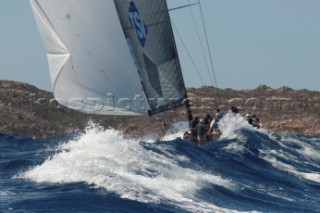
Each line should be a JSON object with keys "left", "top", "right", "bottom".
{"left": 2, "top": 118, "right": 319, "bottom": 212}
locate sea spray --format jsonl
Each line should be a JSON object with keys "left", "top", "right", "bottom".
{"left": 19, "top": 122, "right": 236, "bottom": 212}
{"left": 2, "top": 119, "right": 319, "bottom": 212}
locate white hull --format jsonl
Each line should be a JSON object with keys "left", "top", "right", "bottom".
{"left": 140, "top": 121, "right": 188, "bottom": 143}
{"left": 161, "top": 121, "right": 189, "bottom": 141}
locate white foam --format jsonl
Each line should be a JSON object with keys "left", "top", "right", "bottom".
{"left": 257, "top": 128, "right": 320, "bottom": 184}
{"left": 280, "top": 137, "right": 320, "bottom": 161}
{"left": 260, "top": 153, "right": 320, "bottom": 183}
{"left": 223, "top": 142, "right": 246, "bottom": 153}
{"left": 218, "top": 113, "right": 261, "bottom": 154}
{"left": 16, "top": 123, "right": 254, "bottom": 213}
{"left": 0, "top": 190, "right": 14, "bottom": 196}
{"left": 267, "top": 135, "right": 320, "bottom": 171}
{"left": 218, "top": 113, "right": 255, "bottom": 141}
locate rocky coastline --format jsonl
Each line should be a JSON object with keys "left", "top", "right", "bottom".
{"left": 1, "top": 80, "right": 320, "bottom": 139}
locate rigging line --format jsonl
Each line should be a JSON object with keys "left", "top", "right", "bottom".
{"left": 172, "top": 22, "right": 206, "bottom": 86}
{"left": 198, "top": 0, "right": 220, "bottom": 100}
{"left": 188, "top": 0, "right": 214, "bottom": 87}
{"left": 168, "top": 3, "right": 199, "bottom": 12}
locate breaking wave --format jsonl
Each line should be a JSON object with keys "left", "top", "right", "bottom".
{"left": 1, "top": 117, "right": 319, "bottom": 212}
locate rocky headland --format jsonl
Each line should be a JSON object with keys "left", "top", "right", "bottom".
{"left": 1, "top": 80, "right": 320, "bottom": 138}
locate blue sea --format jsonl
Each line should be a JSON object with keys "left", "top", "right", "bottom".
{"left": 1, "top": 116, "right": 320, "bottom": 213}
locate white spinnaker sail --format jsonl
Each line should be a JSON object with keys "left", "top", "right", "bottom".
{"left": 30, "top": 0, "right": 188, "bottom": 116}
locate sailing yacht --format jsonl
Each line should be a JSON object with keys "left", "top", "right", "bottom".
{"left": 29, "top": 0, "right": 218, "bottom": 144}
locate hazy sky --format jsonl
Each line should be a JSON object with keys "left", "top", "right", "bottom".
{"left": 1, "top": 0, "right": 320, "bottom": 91}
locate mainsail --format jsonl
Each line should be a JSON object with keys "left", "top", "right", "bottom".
{"left": 30, "top": 0, "right": 188, "bottom": 116}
